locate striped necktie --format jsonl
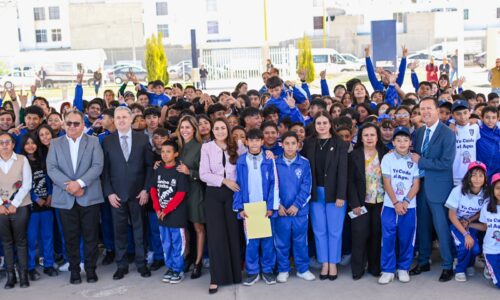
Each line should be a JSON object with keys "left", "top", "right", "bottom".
{"left": 419, "top": 128, "right": 431, "bottom": 177}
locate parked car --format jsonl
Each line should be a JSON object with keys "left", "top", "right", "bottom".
{"left": 340, "top": 53, "right": 366, "bottom": 71}
{"left": 473, "top": 52, "right": 486, "bottom": 68}
{"left": 168, "top": 60, "right": 193, "bottom": 81}
{"left": 108, "top": 66, "right": 147, "bottom": 84}
{"left": 406, "top": 53, "right": 443, "bottom": 69}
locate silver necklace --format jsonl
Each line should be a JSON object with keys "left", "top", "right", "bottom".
{"left": 318, "top": 138, "right": 330, "bottom": 150}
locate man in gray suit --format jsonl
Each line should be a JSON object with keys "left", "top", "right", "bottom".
{"left": 47, "top": 110, "right": 104, "bottom": 285}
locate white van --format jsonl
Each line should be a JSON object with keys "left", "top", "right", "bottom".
{"left": 294, "top": 48, "right": 357, "bottom": 74}
{"left": 0, "top": 66, "right": 37, "bottom": 89}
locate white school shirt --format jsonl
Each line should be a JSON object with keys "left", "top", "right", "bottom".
{"left": 381, "top": 151, "right": 420, "bottom": 209}
{"left": 445, "top": 185, "right": 486, "bottom": 220}
{"left": 66, "top": 132, "right": 86, "bottom": 188}
{"left": 452, "top": 123, "right": 480, "bottom": 185}
{"left": 0, "top": 153, "right": 32, "bottom": 208}
{"left": 479, "top": 203, "right": 500, "bottom": 255}
{"left": 247, "top": 152, "right": 264, "bottom": 203}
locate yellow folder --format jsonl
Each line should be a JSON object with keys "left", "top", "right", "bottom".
{"left": 244, "top": 201, "right": 272, "bottom": 239}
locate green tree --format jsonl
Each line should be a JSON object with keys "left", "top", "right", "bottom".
{"left": 297, "top": 34, "right": 315, "bottom": 83}
{"left": 145, "top": 33, "right": 169, "bottom": 84}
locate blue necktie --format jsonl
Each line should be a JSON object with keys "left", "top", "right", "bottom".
{"left": 419, "top": 128, "right": 431, "bottom": 177}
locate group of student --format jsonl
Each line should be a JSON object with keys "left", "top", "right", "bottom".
{"left": 0, "top": 51, "right": 499, "bottom": 294}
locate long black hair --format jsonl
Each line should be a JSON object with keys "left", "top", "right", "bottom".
{"left": 354, "top": 122, "right": 385, "bottom": 152}
{"left": 461, "top": 166, "right": 488, "bottom": 196}
{"left": 21, "top": 133, "right": 44, "bottom": 169}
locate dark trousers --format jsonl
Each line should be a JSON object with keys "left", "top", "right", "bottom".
{"left": 416, "top": 184, "right": 453, "bottom": 269}
{"left": 111, "top": 198, "right": 146, "bottom": 269}
{"left": 59, "top": 202, "right": 100, "bottom": 272}
{"left": 0, "top": 205, "right": 30, "bottom": 271}
{"left": 204, "top": 186, "right": 242, "bottom": 285}
{"left": 350, "top": 202, "right": 382, "bottom": 276}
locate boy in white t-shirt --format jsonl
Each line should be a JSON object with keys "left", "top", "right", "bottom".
{"left": 479, "top": 173, "right": 500, "bottom": 289}
{"left": 379, "top": 126, "right": 420, "bottom": 284}
{"left": 451, "top": 100, "right": 481, "bottom": 185}
{"left": 445, "top": 161, "right": 488, "bottom": 282}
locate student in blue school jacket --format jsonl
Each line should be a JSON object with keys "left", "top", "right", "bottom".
{"left": 233, "top": 128, "right": 279, "bottom": 286}
{"left": 274, "top": 131, "right": 316, "bottom": 283}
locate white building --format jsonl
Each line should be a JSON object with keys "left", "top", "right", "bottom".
{"left": 16, "top": 0, "right": 71, "bottom": 50}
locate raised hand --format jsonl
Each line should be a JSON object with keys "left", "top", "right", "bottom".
{"left": 76, "top": 72, "right": 84, "bottom": 84}
{"left": 18, "top": 89, "right": 28, "bottom": 108}
{"left": 319, "top": 70, "right": 326, "bottom": 80}
{"left": 285, "top": 94, "right": 296, "bottom": 109}
{"left": 298, "top": 69, "right": 306, "bottom": 81}
{"left": 364, "top": 45, "right": 370, "bottom": 57}
{"left": 7, "top": 86, "right": 17, "bottom": 100}
{"left": 410, "top": 60, "right": 419, "bottom": 71}
{"left": 402, "top": 45, "right": 408, "bottom": 58}
{"left": 0, "top": 88, "right": 6, "bottom": 100}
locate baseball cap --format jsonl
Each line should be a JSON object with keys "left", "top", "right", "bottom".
{"left": 392, "top": 126, "right": 411, "bottom": 140}
{"left": 467, "top": 161, "right": 487, "bottom": 173}
{"left": 438, "top": 99, "right": 452, "bottom": 109}
{"left": 491, "top": 173, "right": 500, "bottom": 186}
{"left": 451, "top": 99, "right": 469, "bottom": 112}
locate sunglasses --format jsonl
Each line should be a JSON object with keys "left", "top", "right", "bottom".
{"left": 66, "top": 121, "right": 81, "bottom": 127}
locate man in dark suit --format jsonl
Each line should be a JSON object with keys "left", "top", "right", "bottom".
{"left": 410, "top": 97, "right": 456, "bottom": 282}
{"left": 47, "top": 110, "right": 104, "bottom": 284}
{"left": 102, "top": 106, "right": 153, "bottom": 280}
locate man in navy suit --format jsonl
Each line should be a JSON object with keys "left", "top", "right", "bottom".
{"left": 410, "top": 97, "right": 456, "bottom": 282}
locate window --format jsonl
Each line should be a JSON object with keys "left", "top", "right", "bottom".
{"left": 35, "top": 29, "right": 47, "bottom": 43}
{"left": 207, "top": 21, "right": 219, "bottom": 34}
{"left": 463, "top": 9, "right": 469, "bottom": 20}
{"left": 33, "top": 7, "right": 45, "bottom": 21}
{"left": 313, "top": 16, "right": 323, "bottom": 30}
{"left": 206, "top": 0, "right": 217, "bottom": 12}
{"left": 312, "top": 55, "right": 328, "bottom": 64}
{"left": 52, "top": 29, "right": 62, "bottom": 42}
{"left": 157, "top": 24, "right": 169, "bottom": 37}
{"left": 49, "top": 6, "right": 60, "bottom": 20}
{"left": 156, "top": 2, "right": 168, "bottom": 15}
{"left": 497, "top": 7, "right": 500, "bottom": 18}
{"left": 393, "top": 12, "right": 403, "bottom": 22}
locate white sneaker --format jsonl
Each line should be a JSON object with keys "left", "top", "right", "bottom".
{"left": 397, "top": 270, "right": 410, "bottom": 283}
{"left": 455, "top": 272, "right": 467, "bottom": 282}
{"left": 297, "top": 270, "right": 316, "bottom": 281}
{"left": 146, "top": 251, "right": 154, "bottom": 264}
{"left": 38, "top": 257, "right": 44, "bottom": 267}
{"left": 378, "top": 272, "right": 394, "bottom": 284}
{"left": 58, "top": 262, "right": 70, "bottom": 272}
{"left": 340, "top": 254, "right": 352, "bottom": 266}
{"left": 483, "top": 266, "right": 491, "bottom": 280}
{"left": 277, "top": 272, "right": 289, "bottom": 283}
{"left": 466, "top": 267, "right": 475, "bottom": 276}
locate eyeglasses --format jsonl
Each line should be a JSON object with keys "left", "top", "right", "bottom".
{"left": 0, "top": 139, "right": 12, "bottom": 145}
{"left": 395, "top": 113, "right": 410, "bottom": 118}
{"left": 66, "top": 121, "right": 81, "bottom": 127}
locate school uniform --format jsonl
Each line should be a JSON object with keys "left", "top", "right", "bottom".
{"left": 150, "top": 163, "right": 189, "bottom": 274}
{"left": 233, "top": 152, "right": 278, "bottom": 276}
{"left": 445, "top": 185, "right": 485, "bottom": 274}
{"left": 27, "top": 161, "right": 55, "bottom": 271}
{"left": 452, "top": 124, "right": 480, "bottom": 185}
{"left": 263, "top": 143, "right": 284, "bottom": 157}
{"left": 380, "top": 151, "right": 419, "bottom": 273}
{"left": 479, "top": 203, "right": 500, "bottom": 288}
{"left": 274, "top": 154, "right": 312, "bottom": 273}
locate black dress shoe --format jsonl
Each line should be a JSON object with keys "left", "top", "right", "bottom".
{"left": 191, "top": 263, "right": 202, "bottom": 279}
{"left": 28, "top": 269, "right": 41, "bottom": 281}
{"left": 352, "top": 271, "right": 365, "bottom": 280}
{"left": 70, "top": 271, "right": 82, "bottom": 284}
{"left": 409, "top": 264, "right": 430, "bottom": 276}
{"left": 43, "top": 267, "right": 59, "bottom": 277}
{"left": 439, "top": 269, "right": 453, "bottom": 282}
{"left": 149, "top": 260, "right": 164, "bottom": 271}
{"left": 113, "top": 268, "right": 129, "bottom": 280}
{"left": 209, "top": 285, "right": 218, "bottom": 294}
{"left": 4, "top": 271, "right": 17, "bottom": 289}
{"left": 319, "top": 273, "right": 329, "bottom": 280}
{"left": 102, "top": 251, "right": 115, "bottom": 266}
{"left": 86, "top": 269, "right": 98, "bottom": 283}
{"left": 19, "top": 270, "right": 29, "bottom": 288}
{"left": 329, "top": 274, "right": 338, "bottom": 281}
{"left": 138, "top": 266, "right": 151, "bottom": 278}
